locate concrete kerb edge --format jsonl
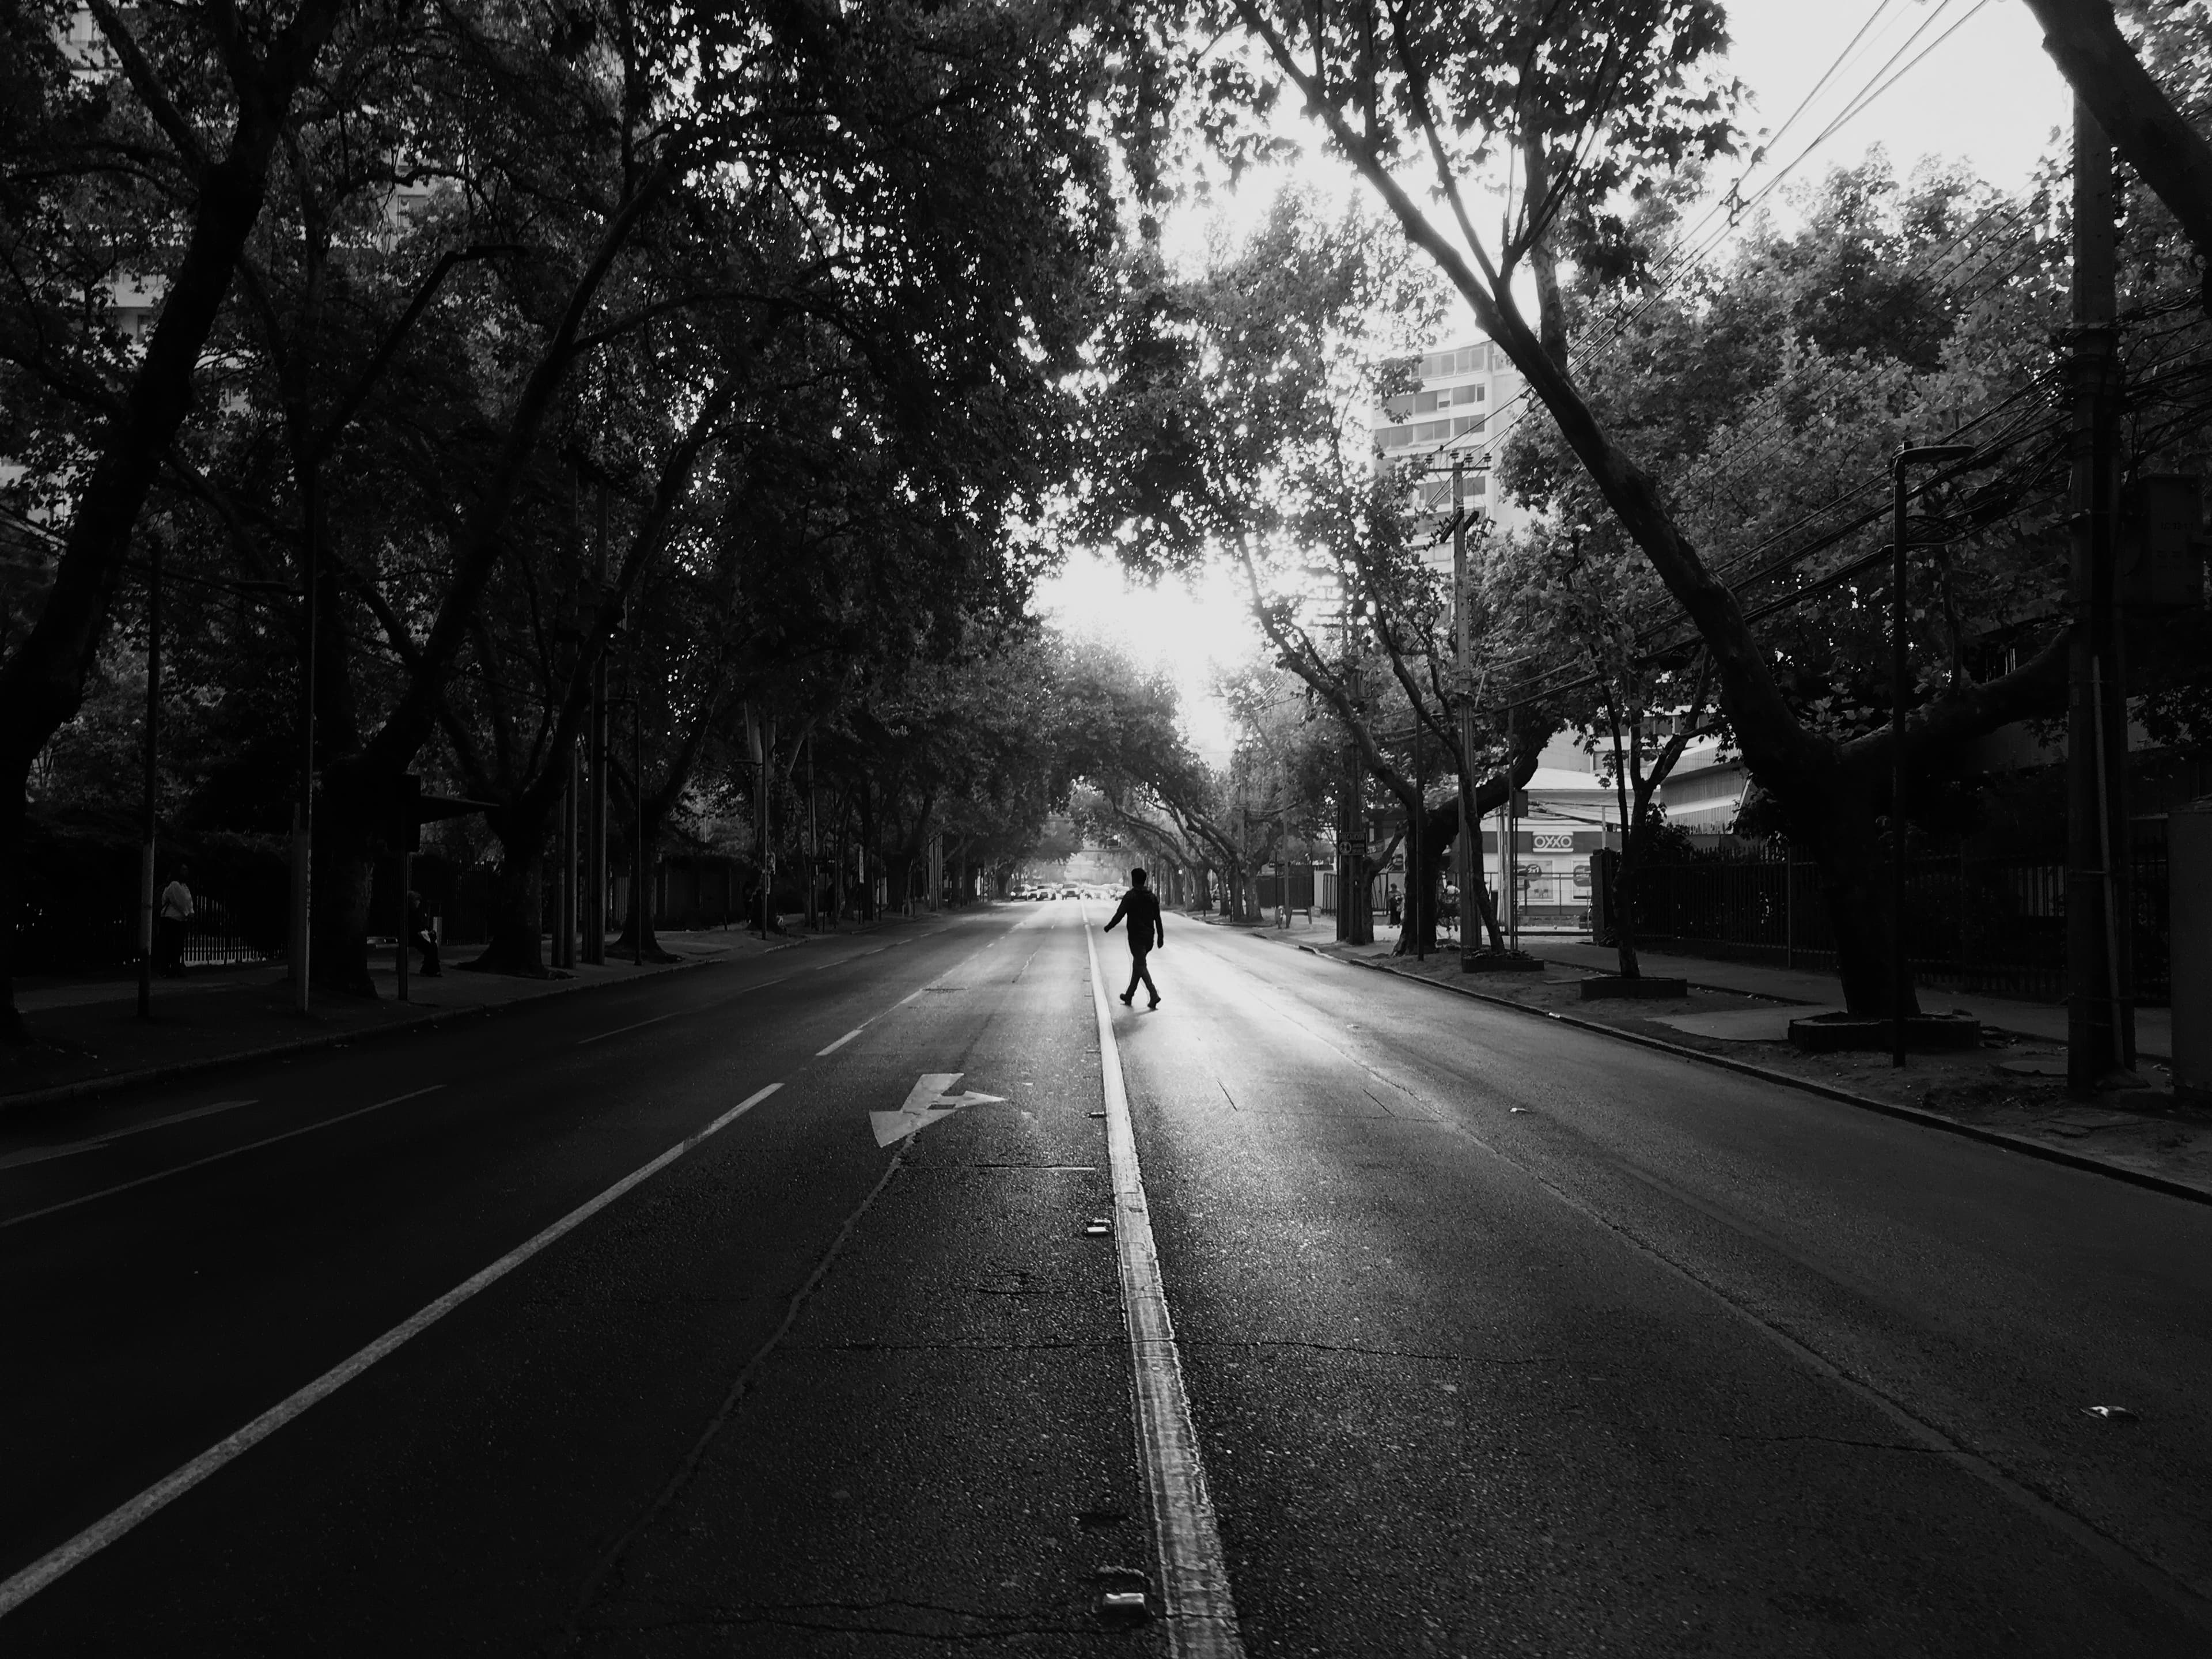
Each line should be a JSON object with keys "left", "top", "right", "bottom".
{"left": 1299, "top": 945, "right": 2212, "bottom": 1211}
{"left": 0, "top": 941, "right": 795, "bottom": 1116}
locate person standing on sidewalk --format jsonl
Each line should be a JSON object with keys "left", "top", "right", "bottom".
{"left": 405, "top": 889, "right": 442, "bottom": 978}
{"left": 157, "top": 865, "right": 193, "bottom": 977}
{"left": 1103, "top": 867, "right": 1164, "bottom": 1009}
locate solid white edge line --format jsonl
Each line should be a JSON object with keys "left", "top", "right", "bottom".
{"left": 0, "top": 1081, "right": 785, "bottom": 1621}
{"left": 1082, "top": 910, "right": 1245, "bottom": 1658}
{"left": 0, "top": 1086, "right": 449, "bottom": 1231}
{"left": 816, "top": 1029, "right": 864, "bottom": 1056}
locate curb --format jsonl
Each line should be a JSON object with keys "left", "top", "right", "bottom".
{"left": 0, "top": 942, "right": 786, "bottom": 1115}
{"left": 1531, "top": 955, "right": 1812, "bottom": 1007}
{"left": 1299, "top": 945, "right": 2212, "bottom": 1210}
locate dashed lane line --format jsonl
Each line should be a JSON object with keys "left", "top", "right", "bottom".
{"left": 0, "top": 1100, "right": 260, "bottom": 1171}
{"left": 816, "top": 1029, "right": 863, "bottom": 1056}
{"left": 0, "top": 1082, "right": 786, "bottom": 1622}
{"left": 0, "top": 1086, "right": 448, "bottom": 1231}
{"left": 1082, "top": 908, "right": 1245, "bottom": 1658}
{"left": 576, "top": 1012, "right": 679, "bottom": 1046}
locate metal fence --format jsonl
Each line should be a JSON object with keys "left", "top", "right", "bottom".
{"left": 14, "top": 890, "right": 281, "bottom": 976}
{"left": 1613, "top": 847, "right": 2169, "bottom": 1004}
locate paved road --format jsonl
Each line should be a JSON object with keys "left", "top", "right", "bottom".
{"left": 0, "top": 903, "right": 2206, "bottom": 1655}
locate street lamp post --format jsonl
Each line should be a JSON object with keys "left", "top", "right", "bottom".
{"left": 1889, "top": 442, "right": 1976, "bottom": 1067}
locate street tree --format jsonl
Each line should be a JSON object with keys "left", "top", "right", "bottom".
{"left": 1090, "top": 189, "right": 1543, "bottom": 953}
{"left": 0, "top": 0, "right": 351, "bottom": 1034}
{"left": 1201, "top": 1, "right": 2114, "bottom": 1014}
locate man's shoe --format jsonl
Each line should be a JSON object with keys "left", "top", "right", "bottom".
{"left": 1148, "top": 998, "right": 1160, "bottom": 1009}
{"left": 1119, "top": 993, "right": 1134, "bottom": 1005}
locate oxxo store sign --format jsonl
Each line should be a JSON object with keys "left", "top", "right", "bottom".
{"left": 1483, "top": 825, "right": 1603, "bottom": 917}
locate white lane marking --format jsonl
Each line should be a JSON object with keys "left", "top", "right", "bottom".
{"left": 576, "top": 1012, "right": 679, "bottom": 1046}
{"left": 0, "top": 1081, "right": 786, "bottom": 1622}
{"left": 0, "top": 1101, "right": 259, "bottom": 1171}
{"left": 816, "top": 917, "right": 1036, "bottom": 1059}
{"left": 1082, "top": 910, "right": 1244, "bottom": 1657}
{"left": 0, "top": 1087, "right": 448, "bottom": 1231}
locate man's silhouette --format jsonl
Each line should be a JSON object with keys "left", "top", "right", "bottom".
{"left": 1103, "top": 867, "right": 1164, "bottom": 1009}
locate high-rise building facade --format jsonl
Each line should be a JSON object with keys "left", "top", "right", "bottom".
{"left": 1369, "top": 339, "right": 1529, "bottom": 572}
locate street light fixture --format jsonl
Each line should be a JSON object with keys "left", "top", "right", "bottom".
{"left": 1889, "top": 442, "right": 1979, "bottom": 1068}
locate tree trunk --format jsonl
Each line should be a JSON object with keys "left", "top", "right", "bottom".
{"left": 610, "top": 790, "right": 678, "bottom": 960}
{"left": 613, "top": 862, "right": 675, "bottom": 960}
{"left": 311, "top": 838, "right": 379, "bottom": 995}
{"left": 1611, "top": 851, "right": 1643, "bottom": 980}
{"left": 2023, "top": 0, "right": 2212, "bottom": 312}
{"left": 1470, "top": 875, "right": 1505, "bottom": 952}
{"left": 463, "top": 804, "right": 556, "bottom": 976}
{"left": 1806, "top": 791, "right": 1915, "bottom": 1016}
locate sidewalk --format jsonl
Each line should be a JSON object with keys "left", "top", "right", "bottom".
{"left": 1194, "top": 909, "right": 2210, "bottom": 1204}
{"left": 1, "top": 925, "right": 823, "bottom": 1112}
{"left": 1529, "top": 939, "right": 2175, "bottom": 1062}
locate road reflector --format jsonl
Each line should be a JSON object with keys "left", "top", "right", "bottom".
{"left": 1097, "top": 1590, "right": 1149, "bottom": 1624}
{"left": 2081, "top": 1404, "right": 2138, "bottom": 1422}
{"left": 1084, "top": 1217, "right": 1113, "bottom": 1237}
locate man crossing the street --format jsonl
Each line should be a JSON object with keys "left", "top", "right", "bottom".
{"left": 1103, "top": 866, "right": 1165, "bottom": 1009}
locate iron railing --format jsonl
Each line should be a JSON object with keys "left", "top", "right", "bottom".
{"left": 1611, "top": 847, "right": 2169, "bottom": 1004}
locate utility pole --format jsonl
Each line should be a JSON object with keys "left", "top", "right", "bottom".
{"left": 2066, "top": 97, "right": 2134, "bottom": 1092}
{"left": 806, "top": 734, "right": 820, "bottom": 930}
{"left": 586, "top": 481, "right": 608, "bottom": 964}
{"left": 631, "top": 632, "right": 645, "bottom": 967}
{"left": 291, "top": 482, "right": 321, "bottom": 1013}
{"left": 1238, "top": 777, "right": 1251, "bottom": 923}
{"left": 1453, "top": 465, "right": 1477, "bottom": 967}
{"left": 557, "top": 747, "right": 577, "bottom": 969}
{"left": 749, "top": 707, "right": 771, "bottom": 935}
{"left": 138, "top": 535, "right": 161, "bottom": 1020}
{"left": 1889, "top": 442, "right": 1976, "bottom": 1065}
{"left": 1411, "top": 721, "right": 1424, "bottom": 959}
{"left": 1502, "top": 704, "right": 1520, "bottom": 954}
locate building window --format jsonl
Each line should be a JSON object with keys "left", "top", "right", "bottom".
{"left": 1451, "top": 415, "right": 1484, "bottom": 436}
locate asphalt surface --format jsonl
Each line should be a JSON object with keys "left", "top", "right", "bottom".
{"left": 1, "top": 902, "right": 2207, "bottom": 1656}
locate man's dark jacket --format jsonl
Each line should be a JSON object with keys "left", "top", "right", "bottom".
{"left": 1105, "top": 887, "right": 1164, "bottom": 952}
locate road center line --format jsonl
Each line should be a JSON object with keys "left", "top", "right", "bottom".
{"left": 0, "top": 1086, "right": 449, "bottom": 1231}
{"left": 0, "top": 1081, "right": 786, "bottom": 1622}
{"left": 577, "top": 1012, "right": 678, "bottom": 1046}
{"left": 1082, "top": 908, "right": 1245, "bottom": 1658}
{"left": 0, "top": 1100, "right": 260, "bottom": 1171}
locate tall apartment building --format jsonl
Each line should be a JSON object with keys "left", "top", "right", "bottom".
{"left": 1369, "top": 339, "right": 1529, "bottom": 574}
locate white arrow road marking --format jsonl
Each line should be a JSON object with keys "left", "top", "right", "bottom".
{"left": 869, "top": 1071, "right": 1005, "bottom": 1147}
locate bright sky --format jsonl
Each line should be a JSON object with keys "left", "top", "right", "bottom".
{"left": 1033, "top": 0, "right": 2073, "bottom": 766}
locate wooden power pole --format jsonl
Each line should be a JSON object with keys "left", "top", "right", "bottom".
{"left": 2066, "top": 97, "right": 2135, "bottom": 1093}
